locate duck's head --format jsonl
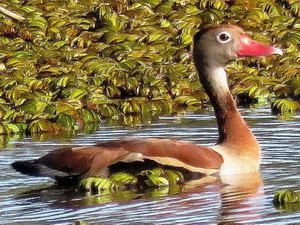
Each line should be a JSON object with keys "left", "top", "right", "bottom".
{"left": 193, "top": 25, "right": 283, "bottom": 67}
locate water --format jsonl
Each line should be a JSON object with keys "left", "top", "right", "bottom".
{"left": 1, "top": 108, "right": 300, "bottom": 224}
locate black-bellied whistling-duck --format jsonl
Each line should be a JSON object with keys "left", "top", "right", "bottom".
{"left": 12, "top": 25, "right": 282, "bottom": 183}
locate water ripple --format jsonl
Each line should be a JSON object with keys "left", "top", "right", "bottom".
{"left": 1, "top": 110, "right": 300, "bottom": 224}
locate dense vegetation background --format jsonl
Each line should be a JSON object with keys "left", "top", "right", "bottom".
{"left": 0, "top": 0, "right": 299, "bottom": 138}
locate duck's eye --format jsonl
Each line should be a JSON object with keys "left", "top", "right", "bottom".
{"left": 217, "top": 32, "right": 231, "bottom": 43}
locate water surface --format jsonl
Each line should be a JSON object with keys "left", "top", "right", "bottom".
{"left": 1, "top": 109, "right": 300, "bottom": 224}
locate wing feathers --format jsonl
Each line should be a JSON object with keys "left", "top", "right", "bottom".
{"left": 120, "top": 139, "right": 223, "bottom": 168}
{"left": 12, "top": 138, "right": 223, "bottom": 179}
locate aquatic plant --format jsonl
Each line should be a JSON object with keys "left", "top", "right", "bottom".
{"left": 75, "top": 221, "right": 90, "bottom": 225}
{"left": 0, "top": 0, "right": 299, "bottom": 135}
{"left": 78, "top": 168, "right": 184, "bottom": 195}
{"left": 273, "top": 189, "right": 300, "bottom": 213}
{"left": 274, "top": 189, "right": 300, "bottom": 204}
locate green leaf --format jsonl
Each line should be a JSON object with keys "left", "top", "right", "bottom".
{"left": 274, "top": 190, "right": 300, "bottom": 204}
{"left": 6, "top": 124, "right": 21, "bottom": 133}
{"left": 68, "top": 88, "right": 87, "bottom": 100}
{"left": 79, "top": 177, "right": 114, "bottom": 194}
{"left": 29, "top": 120, "right": 58, "bottom": 133}
{"left": 164, "top": 170, "right": 184, "bottom": 185}
{"left": 145, "top": 174, "right": 169, "bottom": 187}
{"left": 110, "top": 173, "right": 138, "bottom": 185}
{"left": 79, "top": 108, "right": 100, "bottom": 123}
{"left": 56, "top": 114, "right": 77, "bottom": 127}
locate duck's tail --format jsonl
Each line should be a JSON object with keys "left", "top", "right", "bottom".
{"left": 11, "top": 160, "right": 42, "bottom": 177}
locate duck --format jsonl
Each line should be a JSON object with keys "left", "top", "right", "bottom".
{"left": 12, "top": 25, "right": 282, "bottom": 184}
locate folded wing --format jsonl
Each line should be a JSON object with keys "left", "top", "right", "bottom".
{"left": 12, "top": 138, "right": 223, "bottom": 180}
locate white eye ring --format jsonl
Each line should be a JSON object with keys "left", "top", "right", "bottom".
{"left": 217, "top": 31, "right": 231, "bottom": 43}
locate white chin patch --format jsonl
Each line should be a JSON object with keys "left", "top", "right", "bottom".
{"left": 213, "top": 67, "right": 229, "bottom": 92}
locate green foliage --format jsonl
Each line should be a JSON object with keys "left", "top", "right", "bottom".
{"left": 274, "top": 189, "right": 300, "bottom": 204}
{"left": 164, "top": 170, "right": 185, "bottom": 184}
{"left": 0, "top": 0, "right": 299, "bottom": 136}
{"left": 79, "top": 177, "right": 115, "bottom": 194}
{"left": 273, "top": 189, "right": 300, "bottom": 213}
{"left": 143, "top": 168, "right": 170, "bottom": 186}
{"left": 110, "top": 172, "right": 138, "bottom": 185}
{"left": 78, "top": 168, "right": 184, "bottom": 195}
{"left": 74, "top": 221, "right": 90, "bottom": 225}
{"left": 272, "top": 99, "right": 299, "bottom": 118}
{"left": 142, "top": 167, "right": 184, "bottom": 186}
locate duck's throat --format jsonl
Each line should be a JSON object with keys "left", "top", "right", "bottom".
{"left": 196, "top": 65, "right": 258, "bottom": 147}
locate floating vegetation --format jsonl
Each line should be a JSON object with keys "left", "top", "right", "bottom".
{"left": 273, "top": 189, "right": 300, "bottom": 213}
{"left": 74, "top": 221, "right": 90, "bottom": 225}
{"left": 78, "top": 168, "right": 184, "bottom": 195}
{"left": 0, "top": 0, "right": 299, "bottom": 136}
